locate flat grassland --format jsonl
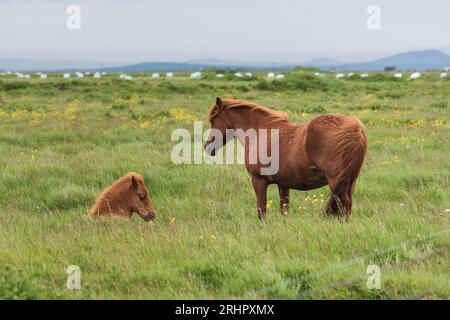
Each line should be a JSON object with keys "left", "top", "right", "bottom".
{"left": 0, "top": 70, "right": 449, "bottom": 299}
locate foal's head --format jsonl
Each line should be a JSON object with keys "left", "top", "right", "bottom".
{"left": 125, "top": 174, "right": 156, "bottom": 221}
{"left": 204, "top": 97, "right": 233, "bottom": 156}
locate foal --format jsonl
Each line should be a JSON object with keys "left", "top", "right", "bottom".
{"left": 90, "top": 172, "right": 156, "bottom": 222}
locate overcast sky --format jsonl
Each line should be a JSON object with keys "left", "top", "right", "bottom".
{"left": 1, "top": 0, "right": 449, "bottom": 63}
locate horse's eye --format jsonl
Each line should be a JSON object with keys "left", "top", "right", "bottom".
{"left": 139, "top": 194, "right": 146, "bottom": 200}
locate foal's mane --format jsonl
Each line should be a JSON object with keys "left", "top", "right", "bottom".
{"left": 208, "top": 99, "right": 289, "bottom": 125}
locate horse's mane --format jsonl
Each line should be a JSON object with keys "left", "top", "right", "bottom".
{"left": 90, "top": 172, "right": 144, "bottom": 215}
{"left": 208, "top": 99, "right": 289, "bottom": 125}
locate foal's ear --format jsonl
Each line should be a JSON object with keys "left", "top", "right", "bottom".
{"left": 131, "top": 175, "right": 139, "bottom": 189}
{"left": 216, "top": 97, "right": 222, "bottom": 108}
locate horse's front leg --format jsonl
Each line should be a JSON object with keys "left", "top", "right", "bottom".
{"left": 251, "top": 175, "right": 268, "bottom": 219}
{"left": 278, "top": 185, "right": 290, "bottom": 216}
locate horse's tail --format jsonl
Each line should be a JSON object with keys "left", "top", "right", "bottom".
{"left": 326, "top": 119, "right": 367, "bottom": 216}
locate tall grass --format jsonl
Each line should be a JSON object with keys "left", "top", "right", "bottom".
{"left": 0, "top": 71, "right": 449, "bottom": 299}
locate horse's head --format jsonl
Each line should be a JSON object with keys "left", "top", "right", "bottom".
{"left": 204, "top": 97, "right": 233, "bottom": 156}
{"left": 127, "top": 175, "right": 156, "bottom": 222}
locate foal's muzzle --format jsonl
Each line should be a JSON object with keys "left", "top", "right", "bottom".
{"left": 143, "top": 212, "right": 156, "bottom": 222}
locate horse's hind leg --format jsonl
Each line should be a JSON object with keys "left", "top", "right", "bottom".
{"left": 326, "top": 176, "right": 354, "bottom": 219}
{"left": 278, "top": 185, "right": 290, "bottom": 216}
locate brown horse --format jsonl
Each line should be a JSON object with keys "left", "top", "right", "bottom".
{"left": 204, "top": 98, "right": 367, "bottom": 219}
{"left": 90, "top": 172, "right": 156, "bottom": 222}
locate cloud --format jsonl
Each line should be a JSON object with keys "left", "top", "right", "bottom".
{"left": 0, "top": 0, "right": 449, "bottom": 62}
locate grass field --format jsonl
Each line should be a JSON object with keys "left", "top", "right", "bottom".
{"left": 0, "top": 69, "right": 449, "bottom": 299}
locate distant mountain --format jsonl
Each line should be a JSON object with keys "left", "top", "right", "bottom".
{"left": 185, "top": 58, "right": 241, "bottom": 66}
{"left": 302, "top": 57, "right": 340, "bottom": 66}
{"left": 0, "top": 59, "right": 292, "bottom": 73}
{"left": 99, "top": 50, "right": 450, "bottom": 72}
{"left": 2, "top": 49, "right": 450, "bottom": 73}
{"left": 100, "top": 61, "right": 294, "bottom": 73}
{"left": 101, "top": 62, "right": 210, "bottom": 72}
{"left": 0, "top": 58, "right": 126, "bottom": 72}
{"left": 317, "top": 50, "right": 450, "bottom": 71}
{"left": 186, "top": 58, "right": 293, "bottom": 69}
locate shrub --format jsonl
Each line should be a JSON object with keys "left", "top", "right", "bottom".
{"left": 111, "top": 103, "right": 129, "bottom": 110}
{"left": 0, "top": 81, "right": 32, "bottom": 91}
{"left": 254, "top": 75, "right": 330, "bottom": 92}
{"left": 431, "top": 101, "right": 448, "bottom": 109}
{"left": 377, "top": 91, "right": 404, "bottom": 99}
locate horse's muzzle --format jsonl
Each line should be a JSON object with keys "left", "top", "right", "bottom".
{"left": 143, "top": 212, "right": 156, "bottom": 222}
{"left": 204, "top": 142, "right": 216, "bottom": 156}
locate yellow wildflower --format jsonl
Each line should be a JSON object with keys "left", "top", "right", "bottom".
{"left": 169, "top": 108, "right": 196, "bottom": 121}
{"left": 139, "top": 121, "right": 150, "bottom": 129}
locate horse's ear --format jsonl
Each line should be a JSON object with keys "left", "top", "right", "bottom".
{"left": 131, "top": 175, "right": 139, "bottom": 189}
{"left": 216, "top": 97, "right": 222, "bottom": 108}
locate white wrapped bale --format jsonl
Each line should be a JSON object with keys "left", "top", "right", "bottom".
{"left": 190, "top": 71, "right": 202, "bottom": 79}
{"left": 410, "top": 72, "right": 421, "bottom": 80}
